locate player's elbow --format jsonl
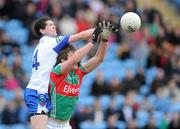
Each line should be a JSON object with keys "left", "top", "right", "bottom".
{"left": 69, "top": 58, "right": 79, "bottom": 66}
{"left": 97, "top": 57, "right": 104, "bottom": 63}
{"left": 72, "top": 59, "right": 79, "bottom": 65}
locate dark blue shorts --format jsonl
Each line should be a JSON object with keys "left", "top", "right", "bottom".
{"left": 24, "top": 88, "right": 51, "bottom": 116}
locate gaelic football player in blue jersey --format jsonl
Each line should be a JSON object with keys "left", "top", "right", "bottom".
{"left": 24, "top": 17, "right": 96, "bottom": 129}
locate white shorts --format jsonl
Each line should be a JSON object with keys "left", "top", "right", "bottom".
{"left": 47, "top": 119, "right": 71, "bottom": 129}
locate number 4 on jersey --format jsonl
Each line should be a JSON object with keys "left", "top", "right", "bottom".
{"left": 32, "top": 50, "right": 40, "bottom": 70}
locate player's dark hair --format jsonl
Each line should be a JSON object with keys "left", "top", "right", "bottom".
{"left": 55, "top": 44, "right": 76, "bottom": 66}
{"left": 33, "top": 17, "right": 51, "bottom": 36}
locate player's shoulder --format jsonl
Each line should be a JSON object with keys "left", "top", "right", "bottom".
{"left": 78, "top": 64, "right": 87, "bottom": 73}
{"left": 56, "top": 35, "right": 69, "bottom": 43}
{"left": 52, "top": 63, "right": 63, "bottom": 75}
{"left": 40, "top": 35, "right": 68, "bottom": 44}
{"left": 40, "top": 35, "right": 56, "bottom": 43}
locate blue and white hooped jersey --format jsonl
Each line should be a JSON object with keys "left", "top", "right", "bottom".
{"left": 26, "top": 35, "right": 70, "bottom": 93}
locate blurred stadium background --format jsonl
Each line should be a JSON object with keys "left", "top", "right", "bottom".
{"left": 0, "top": 0, "right": 179, "bottom": 129}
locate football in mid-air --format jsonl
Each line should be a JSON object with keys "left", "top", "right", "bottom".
{"left": 120, "top": 12, "right": 141, "bottom": 32}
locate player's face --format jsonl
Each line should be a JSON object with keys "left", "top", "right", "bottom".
{"left": 42, "top": 20, "right": 57, "bottom": 36}
{"left": 68, "top": 51, "right": 78, "bottom": 70}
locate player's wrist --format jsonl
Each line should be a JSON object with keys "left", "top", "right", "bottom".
{"left": 91, "top": 34, "right": 97, "bottom": 45}
{"left": 101, "top": 38, "right": 108, "bottom": 42}
{"left": 90, "top": 41, "right": 96, "bottom": 45}
{"left": 91, "top": 27, "right": 102, "bottom": 45}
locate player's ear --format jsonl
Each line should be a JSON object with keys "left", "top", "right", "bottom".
{"left": 40, "top": 29, "right": 45, "bottom": 35}
{"left": 61, "top": 59, "right": 65, "bottom": 63}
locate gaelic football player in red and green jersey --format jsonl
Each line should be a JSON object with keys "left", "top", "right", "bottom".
{"left": 47, "top": 22, "right": 117, "bottom": 129}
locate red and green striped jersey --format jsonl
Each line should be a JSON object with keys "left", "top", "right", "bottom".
{"left": 48, "top": 64, "right": 87, "bottom": 121}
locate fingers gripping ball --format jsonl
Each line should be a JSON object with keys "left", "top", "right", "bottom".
{"left": 120, "top": 12, "right": 141, "bottom": 32}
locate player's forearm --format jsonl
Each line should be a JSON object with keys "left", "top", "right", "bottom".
{"left": 95, "top": 41, "right": 108, "bottom": 62}
{"left": 68, "top": 28, "right": 95, "bottom": 43}
{"left": 78, "top": 28, "right": 95, "bottom": 40}
{"left": 82, "top": 42, "right": 107, "bottom": 73}
{"left": 71, "top": 42, "right": 94, "bottom": 63}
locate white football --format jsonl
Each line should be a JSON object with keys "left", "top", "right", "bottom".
{"left": 120, "top": 12, "right": 141, "bottom": 32}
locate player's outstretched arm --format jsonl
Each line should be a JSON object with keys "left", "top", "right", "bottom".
{"left": 68, "top": 21, "right": 117, "bottom": 43}
{"left": 82, "top": 40, "right": 108, "bottom": 74}
{"left": 82, "top": 22, "right": 117, "bottom": 73}
{"left": 68, "top": 28, "right": 95, "bottom": 43}
{"left": 60, "top": 27, "right": 102, "bottom": 74}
